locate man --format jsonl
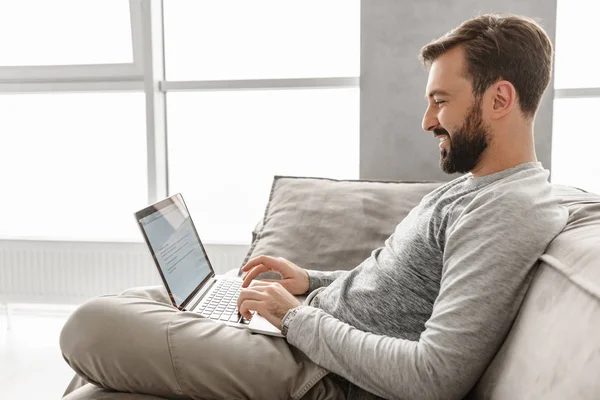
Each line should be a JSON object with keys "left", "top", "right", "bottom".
{"left": 61, "top": 14, "right": 568, "bottom": 400}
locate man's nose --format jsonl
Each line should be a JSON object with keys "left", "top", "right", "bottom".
{"left": 422, "top": 107, "right": 439, "bottom": 132}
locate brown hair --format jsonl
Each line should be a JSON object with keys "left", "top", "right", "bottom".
{"left": 420, "top": 14, "right": 553, "bottom": 117}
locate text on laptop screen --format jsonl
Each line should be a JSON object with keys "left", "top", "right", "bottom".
{"left": 139, "top": 200, "right": 211, "bottom": 307}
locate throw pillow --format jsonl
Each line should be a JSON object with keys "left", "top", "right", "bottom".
{"left": 240, "top": 176, "right": 442, "bottom": 276}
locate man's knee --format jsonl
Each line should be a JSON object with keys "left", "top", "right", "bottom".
{"left": 59, "top": 295, "right": 185, "bottom": 396}
{"left": 60, "top": 296, "right": 117, "bottom": 365}
{"left": 59, "top": 295, "right": 130, "bottom": 388}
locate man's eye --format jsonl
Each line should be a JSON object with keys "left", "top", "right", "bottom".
{"left": 434, "top": 100, "right": 446, "bottom": 106}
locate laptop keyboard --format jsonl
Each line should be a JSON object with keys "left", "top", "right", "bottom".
{"left": 196, "top": 279, "right": 254, "bottom": 325}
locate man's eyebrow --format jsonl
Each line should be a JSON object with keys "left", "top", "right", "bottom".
{"left": 426, "top": 90, "right": 451, "bottom": 99}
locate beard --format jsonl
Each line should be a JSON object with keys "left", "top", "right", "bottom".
{"left": 434, "top": 99, "right": 490, "bottom": 174}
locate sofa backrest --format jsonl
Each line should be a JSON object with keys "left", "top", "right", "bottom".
{"left": 470, "top": 185, "right": 600, "bottom": 399}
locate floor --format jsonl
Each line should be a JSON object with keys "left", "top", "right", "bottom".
{"left": 0, "top": 304, "right": 78, "bottom": 399}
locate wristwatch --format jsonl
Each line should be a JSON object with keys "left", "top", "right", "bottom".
{"left": 281, "top": 305, "right": 306, "bottom": 337}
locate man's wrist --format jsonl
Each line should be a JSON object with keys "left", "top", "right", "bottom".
{"left": 302, "top": 269, "right": 310, "bottom": 294}
{"left": 281, "top": 305, "right": 306, "bottom": 337}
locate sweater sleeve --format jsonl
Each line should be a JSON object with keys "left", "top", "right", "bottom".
{"left": 306, "top": 270, "right": 349, "bottom": 293}
{"left": 286, "top": 189, "right": 567, "bottom": 399}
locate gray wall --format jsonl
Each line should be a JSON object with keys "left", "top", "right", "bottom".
{"left": 360, "top": 0, "right": 557, "bottom": 181}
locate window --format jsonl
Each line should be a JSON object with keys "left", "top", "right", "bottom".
{"left": 164, "top": 1, "right": 361, "bottom": 243}
{"left": 554, "top": 0, "right": 600, "bottom": 89}
{"left": 0, "top": 92, "right": 147, "bottom": 241}
{"left": 164, "top": 0, "right": 360, "bottom": 80}
{"left": 551, "top": 98, "right": 600, "bottom": 195}
{"left": 552, "top": 0, "right": 600, "bottom": 195}
{"left": 167, "top": 88, "right": 359, "bottom": 243}
{"left": 1, "top": 1, "right": 360, "bottom": 244}
{"left": 0, "top": 0, "right": 133, "bottom": 66}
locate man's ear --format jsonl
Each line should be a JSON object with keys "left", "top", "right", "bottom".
{"left": 490, "top": 80, "right": 516, "bottom": 119}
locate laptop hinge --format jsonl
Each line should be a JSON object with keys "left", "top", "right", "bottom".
{"left": 184, "top": 279, "right": 216, "bottom": 311}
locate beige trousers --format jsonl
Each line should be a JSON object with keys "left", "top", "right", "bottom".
{"left": 60, "top": 286, "right": 345, "bottom": 400}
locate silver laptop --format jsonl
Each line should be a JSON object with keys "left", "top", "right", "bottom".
{"left": 134, "top": 193, "right": 282, "bottom": 337}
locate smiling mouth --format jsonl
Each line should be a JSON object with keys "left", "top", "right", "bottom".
{"left": 437, "top": 135, "right": 449, "bottom": 150}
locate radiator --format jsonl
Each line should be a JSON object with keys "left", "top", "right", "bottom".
{"left": 0, "top": 239, "right": 249, "bottom": 305}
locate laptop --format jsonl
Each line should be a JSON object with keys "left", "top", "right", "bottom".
{"left": 134, "top": 193, "right": 283, "bottom": 337}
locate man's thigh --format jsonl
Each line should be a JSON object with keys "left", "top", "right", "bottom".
{"left": 60, "top": 292, "right": 332, "bottom": 400}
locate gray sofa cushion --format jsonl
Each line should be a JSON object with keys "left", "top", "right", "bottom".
{"left": 241, "top": 175, "right": 443, "bottom": 274}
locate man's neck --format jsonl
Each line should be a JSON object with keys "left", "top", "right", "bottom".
{"left": 471, "top": 123, "right": 537, "bottom": 178}
{"left": 470, "top": 137, "right": 537, "bottom": 178}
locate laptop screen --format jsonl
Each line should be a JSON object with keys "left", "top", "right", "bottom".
{"left": 136, "top": 194, "right": 213, "bottom": 308}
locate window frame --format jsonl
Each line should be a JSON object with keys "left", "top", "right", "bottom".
{"left": 0, "top": 0, "right": 144, "bottom": 83}
{"left": 0, "top": 0, "right": 360, "bottom": 243}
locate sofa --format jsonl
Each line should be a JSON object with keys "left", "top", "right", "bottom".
{"left": 63, "top": 176, "right": 600, "bottom": 399}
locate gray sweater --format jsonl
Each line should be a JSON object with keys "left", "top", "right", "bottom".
{"left": 282, "top": 162, "right": 568, "bottom": 400}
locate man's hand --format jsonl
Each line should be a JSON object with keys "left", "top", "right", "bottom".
{"left": 241, "top": 255, "right": 310, "bottom": 295}
{"left": 237, "top": 281, "right": 302, "bottom": 329}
